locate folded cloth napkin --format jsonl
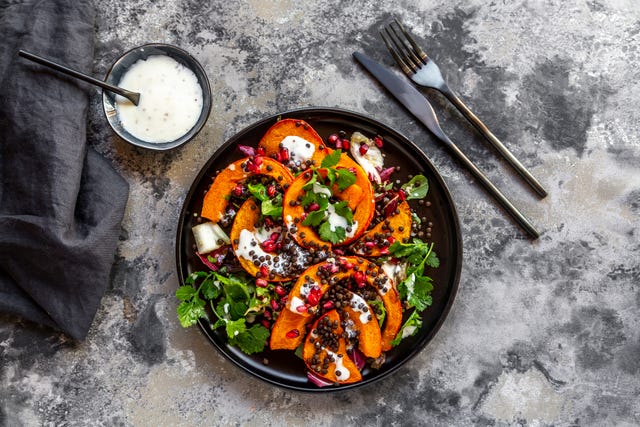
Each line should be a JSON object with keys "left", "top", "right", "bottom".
{"left": 0, "top": 0, "right": 129, "bottom": 340}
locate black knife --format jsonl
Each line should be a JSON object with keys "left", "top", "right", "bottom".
{"left": 353, "top": 51, "right": 540, "bottom": 239}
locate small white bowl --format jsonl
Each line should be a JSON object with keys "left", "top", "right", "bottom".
{"left": 102, "top": 43, "right": 212, "bottom": 151}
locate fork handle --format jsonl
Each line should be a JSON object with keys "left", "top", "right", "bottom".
{"left": 439, "top": 86, "right": 548, "bottom": 198}
{"left": 439, "top": 132, "right": 541, "bottom": 239}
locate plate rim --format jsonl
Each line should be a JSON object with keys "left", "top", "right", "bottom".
{"left": 175, "top": 106, "right": 463, "bottom": 392}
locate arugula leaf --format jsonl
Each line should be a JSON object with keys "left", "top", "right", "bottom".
{"left": 230, "top": 324, "right": 270, "bottom": 355}
{"left": 261, "top": 194, "right": 282, "bottom": 218}
{"left": 391, "top": 310, "right": 423, "bottom": 347}
{"left": 321, "top": 149, "right": 342, "bottom": 168}
{"left": 247, "top": 182, "right": 268, "bottom": 201}
{"left": 368, "top": 299, "right": 386, "bottom": 327}
{"left": 401, "top": 175, "right": 429, "bottom": 200}
{"left": 332, "top": 201, "right": 353, "bottom": 223}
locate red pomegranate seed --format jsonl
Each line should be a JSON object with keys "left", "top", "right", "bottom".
{"left": 261, "top": 319, "right": 271, "bottom": 329}
{"left": 341, "top": 139, "right": 350, "bottom": 150}
{"left": 270, "top": 300, "right": 280, "bottom": 310}
{"left": 279, "top": 148, "right": 290, "bottom": 162}
{"left": 354, "top": 271, "right": 366, "bottom": 285}
{"left": 359, "top": 143, "right": 369, "bottom": 155}
{"left": 380, "top": 247, "right": 389, "bottom": 255}
{"left": 233, "top": 184, "right": 244, "bottom": 197}
{"left": 398, "top": 189, "right": 407, "bottom": 201}
{"left": 365, "top": 241, "right": 376, "bottom": 248}
{"left": 275, "top": 285, "right": 287, "bottom": 296}
{"left": 296, "top": 305, "right": 308, "bottom": 313}
{"left": 388, "top": 236, "right": 396, "bottom": 244}
{"left": 374, "top": 136, "right": 384, "bottom": 148}
{"left": 335, "top": 139, "right": 343, "bottom": 149}
{"left": 260, "top": 265, "right": 269, "bottom": 277}
{"left": 253, "top": 156, "right": 263, "bottom": 167}
{"left": 261, "top": 240, "right": 275, "bottom": 252}
{"left": 322, "top": 301, "right": 334, "bottom": 310}
{"left": 343, "top": 261, "right": 354, "bottom": 270}
{"left": 256, "top": 147, "right": 266, "bottom": 156}
{"left": 270, "top": 232, "right": 280, "bottom": 242}
{"left": 286, "top": 329, "right": 300, "bottom": 339}
{"left": 308, "top": 202, "right": 320, "bottom": 212}
{"left": 256, "top": 278, "right": 268, "bottom": 288}
{"left": 267, "top": 185, "right": 276, "bottom": 197}
{"left": 307, "top": 288, "right": 322, "bottom": 306}
{"left": 327, "top": 134, "right": 339, "bottom": 146}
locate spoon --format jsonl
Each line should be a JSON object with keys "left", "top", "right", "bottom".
{"left": 18, "top": 50, "right": 141, "bottom": 106}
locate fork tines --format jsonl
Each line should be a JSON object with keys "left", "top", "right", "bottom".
{"left": 380, "top": 18, "right": 428, "bottom": 75}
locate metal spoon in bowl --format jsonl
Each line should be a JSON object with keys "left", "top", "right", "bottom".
{"left": 18, "top": 50, "right": 140, "bottom": 106}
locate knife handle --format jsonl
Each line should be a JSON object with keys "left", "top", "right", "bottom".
{"left": 440, "top": 86, "right": 548, "bottom": 198}
{"left": 441, "top": 134, "right": 541, "bottom": 239}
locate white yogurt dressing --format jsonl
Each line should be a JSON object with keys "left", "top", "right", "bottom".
{"left": 326, "top": 204, "right": 358, "bottom": 239}
{"left": 349, "top": 293, "right": 372, "bottom": 324}
{"left": 280, "top": 136, "right": 315, "bottom": 164}
{"left": 116, "top": 55, "right": 203, "bottom": 143}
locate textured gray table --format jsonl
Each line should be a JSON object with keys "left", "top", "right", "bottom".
{"left": 2, "top": 1, "right": 639, "bottom": 425}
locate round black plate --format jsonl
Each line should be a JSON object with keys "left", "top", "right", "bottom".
{"left": 176, "top": 107, "right": 462, "bottom": 392}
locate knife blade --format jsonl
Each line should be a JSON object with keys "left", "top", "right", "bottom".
{"left": 353, "top": 51, "right": 540, "bottom": 239}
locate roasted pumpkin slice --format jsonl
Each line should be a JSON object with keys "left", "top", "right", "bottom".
{"left": 278, "top": 256, "right": 402, "bottom": 352}
{"left": 270, "top": 308, "right": 307, "bottom": 350}
{"left": 351, "top": 200, "right": 412, "bottom": 257}
{"left": 201, "top": 156, "right": 293, "bottom": 222}
{"left": 302, "top": 310, "right": 362, "bottom": 384}
{"left": 258, "top": 118, "right": 330, "bottom": 170}
{"left": 342, "top": 291, "right": 382, "bottom": 358}
{"left": 282, "top": 160, "right": 375, "bottom": 249}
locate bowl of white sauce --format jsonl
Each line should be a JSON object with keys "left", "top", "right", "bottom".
{"left": 102, "top": 43, "right": 212, "bottom": 151}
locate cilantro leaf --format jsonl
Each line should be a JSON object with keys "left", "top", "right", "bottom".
{"left": 318, "top": 221, "right": 346, "bottom": 244}
{"left": 321, "top": 149, "right": 342, "bottom": 168}
{"left": 230, "top": 324, "right": 270, "bottom": 355}
{"left": 177, "top": 296, "right": 206, "bottom": 328}
{"left": 390, "top": 239, "right": 438, "bottom": 311}
{"left": 332, "top": 200, "right": 353, "bottom": 223}
{"left": 401, "top": 175, "right": 429, "bottom": 200}
{"left": 391, "top": 310, "right": 423, "bottom": 347}
{"left": 302, "top": 210, "right": 326, "bottom": 227}
{"left": 335, "top": 168, "right": 356, "bottom": 191}
{"left": 224, "top": 317, "right": 247, "bottom": 339}
{"left": 176, "top": 285, "right": 197, "bottom": 301}
{"left": 261, "top": 194, "right": 283, "bottom": 218}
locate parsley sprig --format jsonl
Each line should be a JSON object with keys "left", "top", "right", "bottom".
{"left": 389, "top": 239, "right": 440, "bottom": 311}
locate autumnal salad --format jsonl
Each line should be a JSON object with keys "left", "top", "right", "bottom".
{"left": 177, "top": 118, "right": 439, "bottom": 386}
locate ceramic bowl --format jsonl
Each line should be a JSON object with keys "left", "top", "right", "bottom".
{"left": 102, "top": 43, "right": 212, "bottom": 151}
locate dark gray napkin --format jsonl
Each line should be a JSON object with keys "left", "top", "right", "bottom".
{"left": 0, "top": 0, "right": 129, "bottom": 340}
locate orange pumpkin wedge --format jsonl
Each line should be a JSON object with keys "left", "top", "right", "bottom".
{"left": 258, "top": 118, "right": 330, "bottom": 170}
{"left": 351, "top": 200, "right": 412, "bottom": 257}
{"left": 229, "top": 198, "right": 289, "bottom": 281}
{"left": 342, "top": 291, "right": 382, "bottom": 358}
{"left": 282, "top": 159, "right": 375, "bottom": 249}
{"left": 276, "top": 256, "right": 402, "bottom": 352}
{"left": 201, "top": 157, "right": 293, "bottom": 222}
{"left": 302, "top": 310, "right": 362, "bottom": 384}
{"left": 270, "top": 308, "right": 307, "bottom": 350}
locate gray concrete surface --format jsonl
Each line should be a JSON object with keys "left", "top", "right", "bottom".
{"left": 2, "top": 0, "right": 639, "bottom": 425}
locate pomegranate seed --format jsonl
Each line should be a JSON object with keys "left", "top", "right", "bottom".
{"left": 398, "top": 189, "right": 407, "bottom": 201}
{"left": 333, "top": 248, "right": 344, "bottom": 255}
{"left": 380, "top": 247, "right": 390, "bottom": 255}
{"left": 335, "top": 139, "right": 343, "bottom": 149}
{"left": 270, "top": 232, "right": 280, "bottom": 242}
{"left": 365, "top": 241, "right": 376, "bottom": 248}
{"left": 343, "top": 261, "right": 354, "bottom": 270}
{"left": 233, "top": 184, "right": 244, "bottom": 197}
{"left": 263, "top": 310, "right": 272, "bottom": 320}
{"left": 296, "top": 305, "right": 308, "bottom": 313}
{"left": 256, "top": 147, "right": 266, "bottom": 156}
{"left": 354, "top": 271, "right": 366, "bottom": 285}
{"left": 267, "top": 185, "right": 276, "bottom": 197}
{"left": 322, "top": 301, "right": 334, "bottom": 310}
{"left": 388, "top": 236, "right": 396, "bottom": 244}
{"left": 341, "top": 139, "right": 350, "bottom": 150}
{"left": 286, "top": 329, "right": 300, "bottom": 339}
{"left": 359, "top": 143, "right": 369, "bottom": 156}
{"left": 260, "top": 265, "right": 269, "bottom": 277}
{"left": 307, "top": 202, "right": 320, "bottom": 212}
{"left": 374, "top": 136, "right": 384, "bottom": 148}
{"left": 275, "top": 285, "right": 287, "bottom": 296}
{"left": 279, "top": 148, "right": 290, "bottom": 162}
{"left": 329, "top": 264, "right": 339, "bottom": 274}
{"left": 327, "top": 134, "right": 339, "bottom": 146}
{"left": 307, "top": 288, "right": 322, "bottom": 306}
{"left": 261, "top": 240, "right": 275, "bottom": 252}
{"left": 261, "top": 319, "right": 271, "bottom": 329}
{"left": 270, "top": 300, "right": 279, "bottom": 310}
{"left": 253, "top": 156, "right": 263, "bottom": 167}
{"left": 256, "top": 278, "right": 268, "bottom": 288}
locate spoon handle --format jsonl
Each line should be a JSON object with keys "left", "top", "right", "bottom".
{"left": 18, "top": 50, "right": 140, "bottom": 105}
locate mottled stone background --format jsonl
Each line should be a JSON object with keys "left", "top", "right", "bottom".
{"left": 1, "top": 0, "right": 639, "bottom": 426}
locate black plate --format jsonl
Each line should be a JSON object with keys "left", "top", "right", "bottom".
{"left": 176, "top": 107, "right": 462, "bottom": 392}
